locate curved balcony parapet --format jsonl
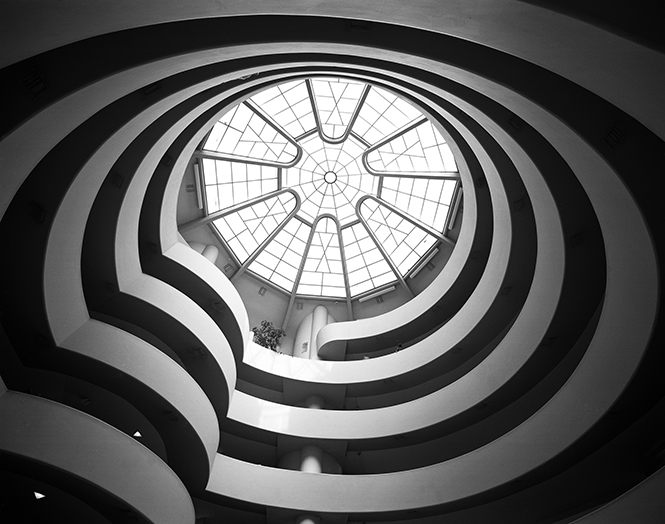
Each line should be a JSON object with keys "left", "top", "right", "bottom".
{"left": 164, "top": 241, "right": 250, "bottom": 342}
{"left": 316, "top": 111, "right": 483, "bottom": 357}
{"left": 61, "top": 319, "right": 220, "bottom": 467}
{"left": 0, "top": 390, "right": 195, "bottom": 524}
{"left": 569, "top": 465, "right": 665, "bottom": 523}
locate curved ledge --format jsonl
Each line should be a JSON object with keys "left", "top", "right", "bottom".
{"left": 0, "top": 390, "right": 195, "bottom": 524}
{"left": 61, "top": 320, "right": 220, "bottom": 467}
{"left": 570, "top": 465, "right": 665, "bottom": 523}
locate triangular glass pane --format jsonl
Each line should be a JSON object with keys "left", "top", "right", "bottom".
{"left": 311, "top": 78, "right": 365, "bottom": 141}
{"left": 366, "top": 121, "right": 458, "bottom": 175}
{"left": 359, "top": 198, "right": 438, "bottom": 276}
{"left": 203, "top": 103, "right": 299, "bottom": 165}
{"left": 213, "top": 192, "right": 297, "bottom": 264}
{"left": 297, "top": 217, "right": 346, "bottom": 297}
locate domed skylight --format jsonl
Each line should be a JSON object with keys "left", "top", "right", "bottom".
{"left": 198, "top": 77, "right": 461, "bottom": 300}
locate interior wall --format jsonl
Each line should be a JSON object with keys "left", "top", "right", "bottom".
{"left": 234, "top": 273, "right": 291, "bottom": 334}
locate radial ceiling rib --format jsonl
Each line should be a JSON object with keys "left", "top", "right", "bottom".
{"left": 202, "top": 102, "right": 301, "bottom": 167}
{"left": 297, "top": 216, "right": 347, "bottom": 298}
{"left": 249, "top": 79, "right": 316, "bottom": 139}
{"left": 380, "top": 177, "right": 459, "bottom": 233}
{"left": 248, "top": 217, "right": 312, "bottom": 293}
{"left": 230, "top": 196, "right": 301, "bottom": 281}
{"left": 341, "top": 222, "right": 399, "bottom": 297}
{"left": 335, "top": 219, "right": 355, "bottom": 319}
{"left": 211, "top": 191, "right": 298, "bottom": 266}
{"left": 308, "top": 77, "right": 369, "bottom": 144}
{"left": 363, "top": 119, "right": 459, "bottom": 177}
{"left": 351, "top": 85, "right": 422, "bottom": 146}
{"left": 358, "top": 196, "right": 439, "bottom": 277}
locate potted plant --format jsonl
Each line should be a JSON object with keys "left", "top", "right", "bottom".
{"left": 252, "top": 320, "right": 286, "bottom": 352}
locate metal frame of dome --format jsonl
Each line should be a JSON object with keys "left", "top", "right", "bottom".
{"left": 196, "top": 76, "right": 462, "bottom": 310}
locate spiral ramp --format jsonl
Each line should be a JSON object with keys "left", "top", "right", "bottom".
{"left": 1, "top": 2, "right": 664, "bottom": 523}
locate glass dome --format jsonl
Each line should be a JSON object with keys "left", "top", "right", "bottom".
{"left": 198, "top": 77, "right": 461, "bottom": 300}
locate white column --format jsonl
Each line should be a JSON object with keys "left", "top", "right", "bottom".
{"left": 300, "top": 444, "right": 323, "bottom": 473}
{"left": 201, "top": 244, "right": 219, "bottom": 264}
{"left": 309, "top": 305, "right": 329, "bottom": 360}
{"left": 304, "top": 394, "right": 325, "bottom": 409}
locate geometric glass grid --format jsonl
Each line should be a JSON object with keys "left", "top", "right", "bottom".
{"left": 249, "top": 79, "right": 316, "bottom": 138}
{"left": 351, "top": 85, "right": 422, "bottom": 146}
{"left": 359, "top": 198, "right": 438, "bottom": 276}
{"left": 248, "top": 218, "right": 312, "bottom": 293}
{"left": 284, "top": 133, "right": 377, "bottom": 225}
{"left": 200, "top": 76, "right": 459, "bottom": 300}
{"left": 201, "top": 158, "right": 278, "bottom": 213}
{"left": 297, "top": 217, "right": 346, "bottom": 297}
{"left": 342, "top": 222, "right": 398, "bottom": 296}
{"left": 311, "top": 77, "right": 365, "bottom": 141}
{"left": 380, "top": 177, "right": 457, "bottom": 232}
{"left": 365, "top": 120, "right": 458, "bottom": 175}
{"left": 211, "top": 192, "right": 297, "bottom": 264}
{"left": 203, "top": 103, "right": 298, "bottom": 165}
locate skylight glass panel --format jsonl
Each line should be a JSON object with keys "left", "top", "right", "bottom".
{"left": 284, "top": 134, "right": 377, "bottom": 225}
{"left": 342, "top": 222, "right": 397, "bottom": 296}
{"left": 248, "top": 218, "right": 311, "bottom": 292}
{"left": 212, "top": 192, "right": 297, "bottom": 263}
{"left": 249, "top": 80, "right": 316, "bottom": 138}
{"left": 311, "top": 78, "right": 365, "bottom": 140}
{"left": 203, "top": 103, "right": 298, "bottom": 164}
{"left": 201, "top": 158, "right": 278, "bottom": 213}
{"left": 351, "top": 86, "right": 422, "bottom": 146}
{"left": 380, "top": 178, "right": 457, "bottom": 232}
{"left": 365, "top": 121, "right": 458, "bottom": 175}
{"left": 200, "top": 77, "right": 460, "bottom": 300}
{"left": 360, "top": 198, "right": 438, "bottom": 276}
{"left": 297, "top": 217, "right": 346, "bottom": 297}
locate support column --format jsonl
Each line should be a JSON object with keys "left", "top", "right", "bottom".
{"left": 201, "top": 244, "right": 219, "bottom": 264}
{"left": 309, "top": 305, "right": 329, "bottom": 360}
{"left": 300, "top": 445, "right": 323, "bottom": 474}
{"left": 295, "top": 516, "right": 321, "bottom": 524}
{"left": 305, "top": 395, "right": 325, "bottom": 409}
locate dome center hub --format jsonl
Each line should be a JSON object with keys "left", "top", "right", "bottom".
{"left": 324, "top": 171, "right": 337, "bottom": 184}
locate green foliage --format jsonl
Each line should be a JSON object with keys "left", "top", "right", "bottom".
{"left": 252, "top": 320, "right": 286, "bottom": 351}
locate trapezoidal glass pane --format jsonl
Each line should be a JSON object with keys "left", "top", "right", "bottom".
{"left": 365, "top": 120, "right": 458, "bottom": 175}
{"left": 297, "top": 217, "right": 346, "bottom": 297}
{"left": 359, "top": 198, "right": 438, "bottom": 276}
{"left": 283, "top": 133, "right": 377, "bottom": 225}
{"left": 203, "top": 103, "right": 298, "bottom": 165}
{"left": 248, "top": 218, "right": 311, "bottom": 293}
{"left": 351, "top": 85, "right": 422, "bottom": 146}
{"left": 342, "top": 222, "right": 397, "bottom": 296}
{"left": 380, "top": 177, "right": 458, "bottom": 232}
{"left": 310, "top": 77, "right": 365, "bottom": 141}
{"left": 201, "top": 158, "right": 278, "bottom": 213}
{"left": 250, "top": 79, "right": 316, "bottom": 138}
{"left": 212, "top": 192, "right": 297, "bottom": 263}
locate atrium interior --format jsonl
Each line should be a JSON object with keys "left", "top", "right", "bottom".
{"left": 1, "top": 2, "right": 665, "bottom": 524}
